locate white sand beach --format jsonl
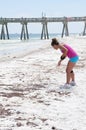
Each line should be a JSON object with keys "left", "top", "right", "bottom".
{"left": 0, "top": 37, "right": 86, "bottom": 130}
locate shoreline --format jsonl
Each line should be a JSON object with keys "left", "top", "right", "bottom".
{"left": 0, "top": 39, "right": 50, "bottom": 62}
{"left": 0, "top": 35, "right": 86, "bottom": 63}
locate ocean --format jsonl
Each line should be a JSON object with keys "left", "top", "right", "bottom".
{"left": 9, "top": 33, "right": 61, "bottom": 40}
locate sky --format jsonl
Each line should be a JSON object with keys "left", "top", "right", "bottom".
{"left": 0, "top": 0, "right": 86, "bottom": 33}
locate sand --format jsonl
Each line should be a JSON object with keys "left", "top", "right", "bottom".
{"left": 0, "top": 36, "right": 86, "bottom": 130}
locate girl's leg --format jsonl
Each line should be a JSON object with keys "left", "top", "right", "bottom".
{"left": 66, "top": 61, "right": 76, "bottom": 84}
{"left": 70, "top": 71, "right": 75, "bottom": 81}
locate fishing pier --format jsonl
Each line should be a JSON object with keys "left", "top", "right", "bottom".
{"left": 0, "top": 16, "right": 86, "bottom": 40}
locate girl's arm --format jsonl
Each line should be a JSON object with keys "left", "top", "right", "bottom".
{"left": 59, "top": 44, "right": 68, "bottom": 58}
{"left": 57, "top": 44, "right": 68, "bottom": 66}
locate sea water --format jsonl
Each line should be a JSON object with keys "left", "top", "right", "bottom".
{"left": 9, "top": 33, "right": 60, "bottom": 40}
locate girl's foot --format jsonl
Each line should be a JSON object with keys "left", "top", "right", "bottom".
{"left": 70, "top": 81, "right": 76, "bottom": 86}
{"left": 60, "top": 83, "right": 72, "bottom": 89}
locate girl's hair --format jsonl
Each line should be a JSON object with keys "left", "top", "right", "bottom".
{"left": 51, "top": 38, "right": 59, "bottom": 46}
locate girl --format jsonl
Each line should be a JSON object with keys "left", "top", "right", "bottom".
{"left": 51, "top": 38, "right": 79, "bottom": 88}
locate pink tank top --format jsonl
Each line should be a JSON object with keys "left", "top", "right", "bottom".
{"left": 61, "top": 44, "right": 78, "bottom": 58}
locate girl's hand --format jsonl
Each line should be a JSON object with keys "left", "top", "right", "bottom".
{"left": 58, "top": 60, "right": 61, "bottom": 66}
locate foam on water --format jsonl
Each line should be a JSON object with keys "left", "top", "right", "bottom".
{"left": 0, "top": 39, "right": 50, "bottom": 61}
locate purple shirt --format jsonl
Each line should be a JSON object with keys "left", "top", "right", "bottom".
{"left": 61, "top": 44, "right": 78, "bottom": 58}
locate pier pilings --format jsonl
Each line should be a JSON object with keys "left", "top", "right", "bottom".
{"left": 83, "top": 21, "right": 86, "bottom": 36}
{"left": 20, "top": 22, "right": 29, "bottom": 40}
{"left": 41, "top": 21, "right": 49, "bottom": 39}
{"left": 0, "top": 23, "right": 9, "bottom": 40}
